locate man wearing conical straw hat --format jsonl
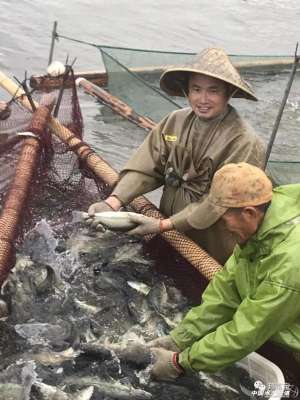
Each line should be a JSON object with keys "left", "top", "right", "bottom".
{"left": 88, "top": 48, "right": 265, "bottom": 264}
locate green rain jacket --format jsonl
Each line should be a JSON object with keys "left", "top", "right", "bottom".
{"left": 171, "top": 184, "right": 300, "bottom": 373}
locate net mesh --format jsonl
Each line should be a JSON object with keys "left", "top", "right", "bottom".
{"left": 100, "top": 49, "right": 182, "bottom": 122}
{"left": 0, "top": 75, "right": 100, "bottom": 249}
{"left": 0, "top": 105, "right": 53, "bottom": 283}
{"left": 0, "top": 77, "right": 83, "bottom": 192}
{"left": 99, "top": 45, "right": 292, "bottom": 70}
{"left": 266, "top": 161, "right": 300, "bottom": 185}
{"left": 0, "top": 70, "right": 221, "bottom": 288}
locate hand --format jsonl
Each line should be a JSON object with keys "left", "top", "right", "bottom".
{"left": 127, "top": 214, "right": 160, "bottom": 236}
{"left": 0, "top": 101, "right": 11, "bottom": 120}
{"left": 85, "top": 201, "right": 113, "bottom": 231}
{"left": 150, "top": 348, "right": 184, "bottom": 381}
{"left": 146, "top": 336, "right": 180, "bottom": 352}
{"left": 88, "top": 200, "right": 114, "bottom": 216}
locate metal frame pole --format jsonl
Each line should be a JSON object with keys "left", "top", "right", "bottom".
{"left": 48, "top": 21, "right": 58, "bottom": 66}
{"left": 264, "top": 43, "right": 299, "bottom": 168}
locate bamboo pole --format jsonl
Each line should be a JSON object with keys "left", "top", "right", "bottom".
{"left": 30, "top": 56, "right": 295, "bottom": 91}
{"left": 77, "top": 78, "right": 156, "bottom": 131}
{"left": 0, "top": 70, "right": 221, "bottom": 281}
{"left": 0, "top": 106, "right": 52, "bottom": 286}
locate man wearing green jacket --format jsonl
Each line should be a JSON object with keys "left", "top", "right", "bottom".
{"left": 128, "top": 162, "right": 300, "bottom": 381}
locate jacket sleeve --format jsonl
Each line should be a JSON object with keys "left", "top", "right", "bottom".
{"left": 169, "top": 202, "right": 205, "bottom": 231}
{"left": 111, "top": 116, "right": 169, "bottom": 205}
{"left": 170, "top": 256, "right": 240, "bottom": 349}
{"left": 175, "top": 247, "right": 300, "bottom": 373}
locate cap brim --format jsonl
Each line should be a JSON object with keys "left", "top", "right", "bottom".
{"left": 186, "top": 196, "right": 228, "bottom": 230}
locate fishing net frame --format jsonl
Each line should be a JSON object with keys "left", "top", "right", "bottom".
{"left": 0, "top": 69, "right": 221, "bottom": 293}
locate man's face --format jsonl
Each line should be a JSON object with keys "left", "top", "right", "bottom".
{"left": 221, "top": 207, "right": 263, "bottom": 245}
{"left": 187, "top": 73, "right": 230, "bottom": 120}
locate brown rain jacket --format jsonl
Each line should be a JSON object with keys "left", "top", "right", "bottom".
{"left": 112, "top": 105, "right": 265, "bottom": 264}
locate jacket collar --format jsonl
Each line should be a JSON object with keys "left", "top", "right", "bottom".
{"left": 257, "top": 184, "right": 300, "bottom": 239}
{"left": 235, "top": 185, "right": 300, "bottom": 259}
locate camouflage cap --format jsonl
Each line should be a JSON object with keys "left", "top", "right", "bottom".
{"left": 160, "top": 48, "right": 257, "bottom": 101}
{"left": 187, "top": 163, "right": 273, "bottom": 230}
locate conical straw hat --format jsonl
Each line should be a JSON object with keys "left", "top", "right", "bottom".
{"left": 160, "top": 48, "right": 257, "bottom": 101}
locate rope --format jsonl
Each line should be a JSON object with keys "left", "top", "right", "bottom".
{"left": 56, "top": 33, "right": 292, "bottom": 58}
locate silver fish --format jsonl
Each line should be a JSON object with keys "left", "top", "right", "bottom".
{"left": 0, "top": 299, "right": 8, "bottom": 319}
{"left": 0, "top": 383, "right": 25, "bottom": 400}
{"left": 88, "top": 211, "right": 139, "bottom": 231}
{"left": 74, "top": 298, "right": 102, "bottom": 315}
{"left": 30, "top": 347, "right": 79, "bottom": 366}
{"left": 199, "top": 371, "right": 240, "bottom": 394}
{"left": 3, "top": 255, "right": 59, "bottom": 322}
{"left": 127, "top": 281, "right": 151, "bottom": 296}
{"left": 1, "top": 348, "right": 79, "bottom": 372}
{"left": 15, "top": 320, "right": 73, "bottom": 347}
{"left": 33, "top": 382, "right": 94, "bottom": 400}
{"left": 63, "top": 376, "right": 152, "bottom": 399}
{"left": 147, "top": 282, "right": 168, "bottom": 313}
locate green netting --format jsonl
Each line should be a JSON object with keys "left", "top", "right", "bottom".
{"left": 97, "top": 46, "right": 299, "bottom": 186}
{"left": 98, "top": 45, "right": 292, "bottom": 70}
{"left": 54, "top": 34, "right": 300, "bottom": 185}
{"left": 266, "top": 161, "right": 300, "bottom": 186}
{"left": 100, "top": 48, "right": 183, "bottom": 122}
{"left": 100, "top": 46, "right": 196, "bottom": 69}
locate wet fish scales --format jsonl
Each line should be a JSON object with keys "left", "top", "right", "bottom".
{"left": 64, "top": 376, "right": 152, "bottom": 399}
{"left": 33, "top": 381, "right": 94, "bottom": 400}
{"left": 0, "top": 383, "right": 25, "bottom": 400}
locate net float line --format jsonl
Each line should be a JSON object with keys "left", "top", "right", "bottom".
{"left": 0, "top": 71, "right": 221, "bottom": 281}
{"left": 76, "top": 78, "right": 155, "bottom": 131}
{"left": 0, "top": 105, "right": 52, "bottom": 286}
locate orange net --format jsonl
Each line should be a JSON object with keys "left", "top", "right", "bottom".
{"left": 0, "top": 70, "right": 221, "bottom": 290}
{"left": 0, "top": 105, "right": 52, "bottom": 285}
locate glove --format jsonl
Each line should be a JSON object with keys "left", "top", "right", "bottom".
{"left": 0, "top": 101, "right": 11, "bottom": 120}
{"left": 146, "top": 336, "right": 180, "bottom": 352}
{"left": 88, "top": 200, "right": 114, "bottom": 216}
{"left": 150, "top": 347, "right": 184, "bottom": 381}
{"left": 85, "top": 201, "right": 114, "bottom": 230}
{"left": 127, "top": 214, "right": 161, "bottom": 236}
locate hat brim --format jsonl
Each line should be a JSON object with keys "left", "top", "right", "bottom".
{"left": 186, "top": 196, "right": 228, "bottom": 230}
{"left": 160, "top": 69, "right": 258, "bottom": 101}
